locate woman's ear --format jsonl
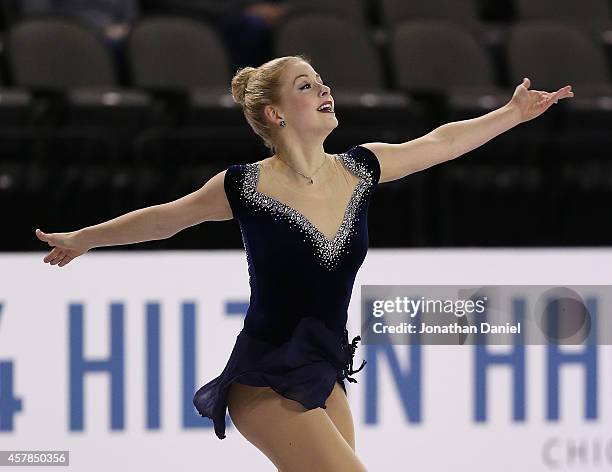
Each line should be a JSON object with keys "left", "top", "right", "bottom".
{"left": 264, "top": 104, "right": 283, "bottom": 126}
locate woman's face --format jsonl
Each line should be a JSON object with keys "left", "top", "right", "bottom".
{"left": 270, "top": 61, "right": 338, "bottom": 137}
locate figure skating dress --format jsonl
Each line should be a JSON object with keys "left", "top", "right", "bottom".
{"left": 193, "top": 144, "right": 380, "bottom": 439}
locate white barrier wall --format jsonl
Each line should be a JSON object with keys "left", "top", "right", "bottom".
{"left": 0, "top": 249, "right": 610, "bottom": 471}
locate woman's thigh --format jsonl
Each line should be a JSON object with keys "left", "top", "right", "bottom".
{"left": 323, "top": 381, "right": 357, "bottom": 451}
{"left": 227, "top": 381, "right": 367, "bottom": 472}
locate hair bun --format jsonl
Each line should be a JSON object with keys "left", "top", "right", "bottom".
{"left": 231, "top": 66, "right": 257, "bottom": 105}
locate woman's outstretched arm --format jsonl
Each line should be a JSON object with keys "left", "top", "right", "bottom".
{"left": 361, "top": 78, "right": 574, "bottom": 184}
{"left": 36, "top": 169, "right": 231, "bottom": 267}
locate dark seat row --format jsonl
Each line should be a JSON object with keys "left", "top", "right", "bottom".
{"left": 2, "top": 0, "right": 612, "bottom": 29}
{"left": 0, "top": 15, "right": 609, "bottom": 135}
{"left": 4, "top": 132, "right": 612, "bottom": 251}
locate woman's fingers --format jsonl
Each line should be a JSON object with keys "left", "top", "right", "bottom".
{"left": 43, "top": 248, "right": 75, "bottom": 267}
{"left": 43, "top": 247, "right": 60, "bottom": 263}
{"left": 529, "top": 85, "right": 574, "bottom": 108}
{"left": 548, "top": 86, "right": 573, "bottom": 104}
{"left": 49, "top": 250, "right": 65, "bottom": 265}
{"left": 44, "top": 248, "right": 65, "bottom": 264}
{"left": 57, "top": 255, "right": 72, "bottom": 267}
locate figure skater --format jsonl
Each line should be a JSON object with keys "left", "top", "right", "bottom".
{"left": 35, "top": 54, "right": 573, "bottom": 471}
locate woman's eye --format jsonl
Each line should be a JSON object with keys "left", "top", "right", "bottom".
{"left": 300, "top": 82, "right": 326, "bottom": 90}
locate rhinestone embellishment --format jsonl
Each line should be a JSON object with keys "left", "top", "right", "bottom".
{"left": 239, "top": 153, "right": 374, "bottom": 270}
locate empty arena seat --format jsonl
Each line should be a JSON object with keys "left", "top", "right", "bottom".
{"left": 6, "top": 16, "right": 152, "bottom": 129}
{"left": 514, "top": 0, "right": 612, "bottom": 42}
{"left": 507, "top": 21, "right": 612, "bottom": 131}
{"left": 390, "top": 20, "right": 497, "bottom": 93}
{"left": 276, "top": 14, "right": 386, "bottom": 91}
{"left": 507, "top": 21, "right": 610, "bottom": 91}
{"left": 377, "top": 0, "right": 506, "bottom": 46}
{"left": 127, "top": 15, "right": 237, "bottom": 127}
{"left": 128, "top": 16, "right": 231, "bottom": 92}
{"left": 387, "top": 20, "right": 517, "bottom": 126}
{"left": 9, "top": 17, "right": 116, "bottom": 88}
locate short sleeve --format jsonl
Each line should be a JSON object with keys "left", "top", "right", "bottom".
{"left": 223, "top": 164, "right": 244, "bottom": 220}
{"left": 346, "top": 145, "right": 381, "bottom": 186}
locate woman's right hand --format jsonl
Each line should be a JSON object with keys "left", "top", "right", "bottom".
{"left": 35, "top": 228, "right": 90, "bottom": 267}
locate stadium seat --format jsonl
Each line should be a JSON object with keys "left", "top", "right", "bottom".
{"left": 377, "top": 0, "right": 507, "bottom": 47}
{"left": 390, "top": 20, "right": 497, "bottom": 93}
{"left": 128, "top": 16, "right": 231, "bottom": 92}
{"left": 6, "top": 16, "right": 153, "bottom": 131}
{"left": 507, "top": 20, "right": 612, "bottom": 132}
{"left": 276, "top": 14, "right": 385, "bottom": 91}
{"left": 388, "top": 20, "right": 516, "bottom": 129}
{"left": 514, "top": 0, "right": 612, "bottom": 44}
{"left": 127, "top": 15, "right": 239, "bottom": 128}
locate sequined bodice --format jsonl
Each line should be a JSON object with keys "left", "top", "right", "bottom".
{"left": 223, "top": 145, "right": 381, "bottom": 345}
{"left": 252, "top": 158, "right": 361, "bottom": 242}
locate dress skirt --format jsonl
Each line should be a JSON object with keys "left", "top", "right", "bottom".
{"left": 193, "top": 316, "right": 366, "bottom": 439}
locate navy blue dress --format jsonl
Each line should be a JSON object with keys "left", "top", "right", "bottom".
{"left": 193, "top": 145, "right": 380, "bottom": 439}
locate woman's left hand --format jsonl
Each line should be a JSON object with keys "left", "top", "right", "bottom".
{"left": 509, "top": 78, "right": 574, "bottom": 123}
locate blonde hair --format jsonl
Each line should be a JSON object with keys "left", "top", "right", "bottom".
{"left": 231, "top": 55, "right": 311, "bottom": 153}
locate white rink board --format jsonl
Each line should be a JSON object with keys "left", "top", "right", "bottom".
{"left": 0, "top": 249, "right": 610, "bottom": 471}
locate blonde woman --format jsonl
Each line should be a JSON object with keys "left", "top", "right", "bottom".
{"left": 36, "top": 54, "right": 573, "bottom": 471}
